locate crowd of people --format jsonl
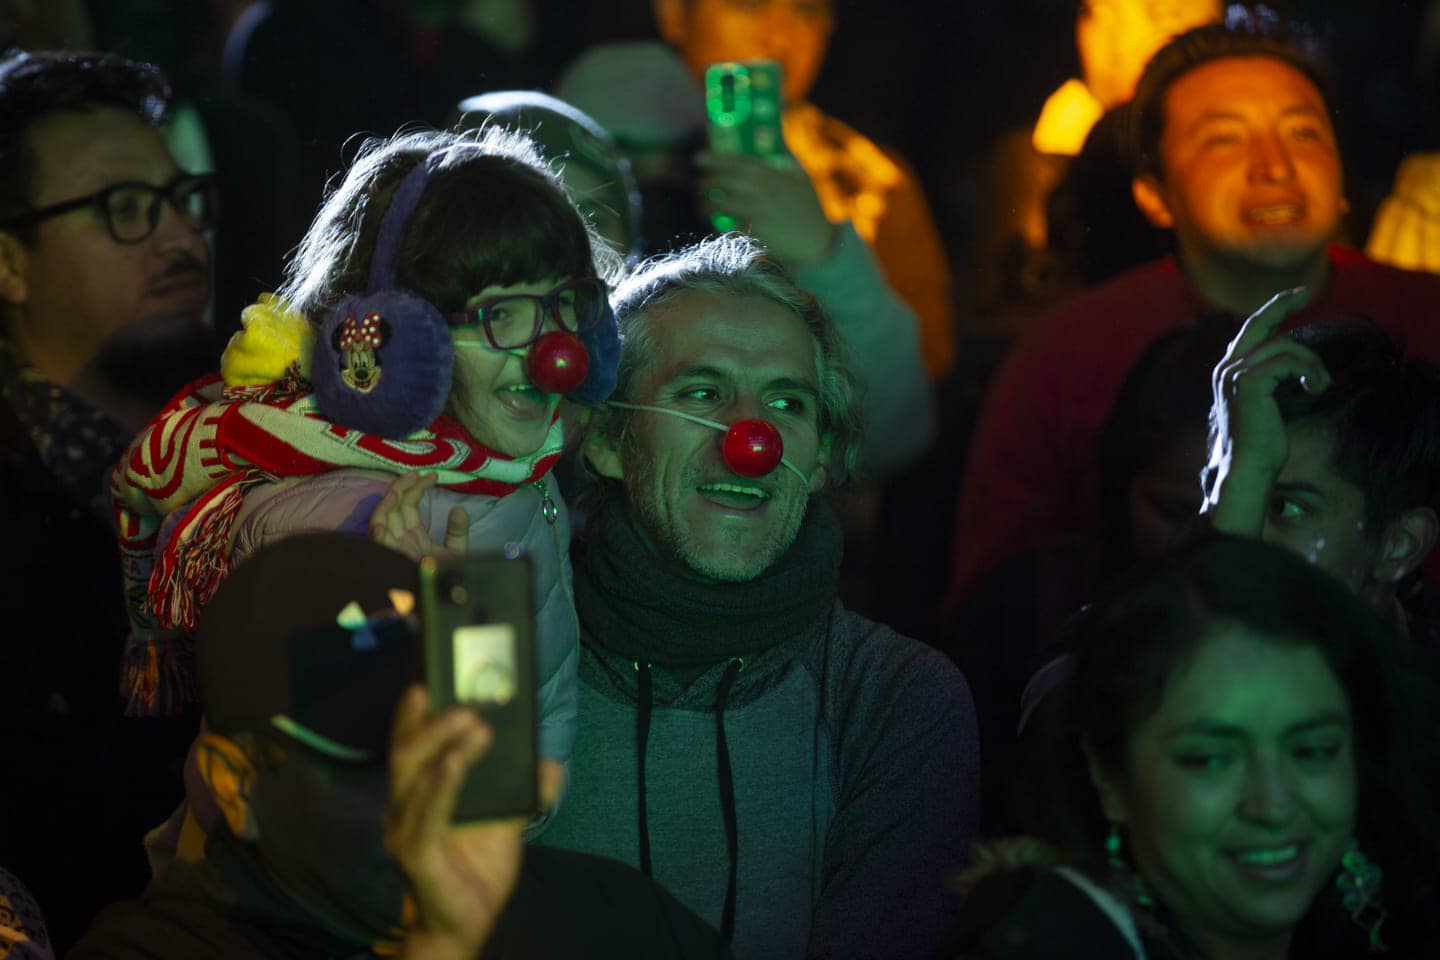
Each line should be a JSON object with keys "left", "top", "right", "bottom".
{"left": 3, "top": 2, "right": 1440, "bottom": 959}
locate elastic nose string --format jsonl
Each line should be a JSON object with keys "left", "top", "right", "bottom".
{"left": 607, "top": 401, "right": 810, "bottom": 487}
{"left": 452, "top": 340, "right": 524, "bottom": 355}
{"left": 714, "top": 657, "right": 744, "bottom": 943}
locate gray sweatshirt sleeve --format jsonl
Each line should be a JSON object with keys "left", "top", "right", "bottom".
{"left": 793, "top": 222, "right": 937, "bottom": 478}
{"left": 810, "top": 614, "right": 979, "bottom": 960}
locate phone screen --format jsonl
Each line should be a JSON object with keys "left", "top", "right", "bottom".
{"left": 452, "top": 623, "right": 518, "bottom": 706}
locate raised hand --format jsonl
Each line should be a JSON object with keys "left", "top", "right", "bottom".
{"left": 1203, "top": 288, "right": 1329, "bottom": 535}
{"left": 369, "top": 472, "right": 469, "bottom": 562}
{"left": 387, "top": 686, "right": 519, "bottom": 960}
{"left": 696, "top": 149, "right": 839, "bottom": 268}
{"left": 387, "top": 687, "right": 567, "bottom": 960}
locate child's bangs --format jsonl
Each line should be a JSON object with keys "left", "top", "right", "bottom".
{"left": 399, "top": 159, "right": 596, "bottom": 312}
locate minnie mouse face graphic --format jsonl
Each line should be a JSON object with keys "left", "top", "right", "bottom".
{"left": 334, "top": 310, "right": 392, "bottom": 393}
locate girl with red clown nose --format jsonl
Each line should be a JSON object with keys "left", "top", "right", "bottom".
{"left": 110, "top": 128, "right": 619, "bottom": 832}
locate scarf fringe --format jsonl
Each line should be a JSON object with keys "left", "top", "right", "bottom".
{"left": 113, "top": 371, "right": 564, "bottom": 716}
{"left": 120, "top": 626, "right": 197, "bottom": 718}
{"left": 146, "top": 472, "right": 263, "bottom": 632}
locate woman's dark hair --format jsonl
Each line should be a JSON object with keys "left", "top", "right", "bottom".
{"left": 280, "top": 127, "right": 610, "bottom": 319}
{"left": 1272, "top": 317, "right": 1440, "bottom": 532}
{"left": 1045, "top": 534, "right": 1440, "bottom": 950}
{"left": 1094, "top": 321, "right": 1232, "bottom": 583}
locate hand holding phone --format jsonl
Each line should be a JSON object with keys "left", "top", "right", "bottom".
{"left": 700, "top": 59, "right": 838, "bottom": 265}
{"left": 386, "top": 685, "right": 520, "bottom": 957}
{"left": 704, "top": 59, "right": 788, "bottom": 232}
{"left": 419, "top": 553, "right": 537, "bottom": 821}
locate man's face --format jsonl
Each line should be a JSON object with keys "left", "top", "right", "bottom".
{"left": 246, "top": 745, "right": 407, "bottom": 945}
{"left": 1261, "top": 422, "right": 1385, "bottom": 603}
{"left": 1135, "top": 56, "right": 1345, "bottom": 278}
{"left": 656, "top": 0, "right": 834, "bottom": 106}
{"left": 591, "top": 289, "right": 828, "bottom": 582}
{"left": 5, "top": 106, "right": 211, "bottom": 384}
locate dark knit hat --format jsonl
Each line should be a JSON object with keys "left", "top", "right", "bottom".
{"left": 194, "top": 532, "right": 421, "bottom": 763}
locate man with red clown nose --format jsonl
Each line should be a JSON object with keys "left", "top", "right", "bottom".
{"left": 538, "top": 234, "right": 979, "bottom": 960}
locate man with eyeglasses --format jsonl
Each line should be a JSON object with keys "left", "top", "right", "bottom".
{"left": 0, "top": 50, "right": 216, "bottom": 949}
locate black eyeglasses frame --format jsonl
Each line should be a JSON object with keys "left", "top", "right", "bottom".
{"left": 447, "top": 276, "right": 608, "bottom": 351}
{"left": 1, "top": 172, "right": 219, "bottom": 244}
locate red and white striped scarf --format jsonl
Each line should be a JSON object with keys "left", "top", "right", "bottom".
{"left": 110, "top": 369, "right": 562, "bottom": 716}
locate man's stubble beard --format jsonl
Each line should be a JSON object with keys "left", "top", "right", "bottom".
{"left": 624, "top": 457, "right": 809, "bottom": 584}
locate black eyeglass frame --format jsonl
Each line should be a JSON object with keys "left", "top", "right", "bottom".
{"left": 447, "top": 276, "right": 608, "bottom": 351}
{"left": 1, "top": 172, "right": 220, "bottom": 244}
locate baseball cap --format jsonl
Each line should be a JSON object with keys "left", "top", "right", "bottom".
{"left": 193, "top": 532, "right": 422, "bottom": 764}
{"left": 554, "top": 41, "right": 706, "bottom": 148}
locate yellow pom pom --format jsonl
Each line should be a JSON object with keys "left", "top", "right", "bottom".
{"left": 220, "top": 293, "right": 316, "bottom": 387}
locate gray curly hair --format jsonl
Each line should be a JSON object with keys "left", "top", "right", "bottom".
{"left": 583, "top": 233, "right": 865, "bottom": 502}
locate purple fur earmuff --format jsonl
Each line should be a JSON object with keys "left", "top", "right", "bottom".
{"left": 312, "top": 156, "right": 454, "bottom": 438}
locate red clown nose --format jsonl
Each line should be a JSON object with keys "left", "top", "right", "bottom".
{"left": 526, "top": 331, "right": 590, "bottom": 395}
{"left": 722, "top": 418, "right": 784, "bottom": 478}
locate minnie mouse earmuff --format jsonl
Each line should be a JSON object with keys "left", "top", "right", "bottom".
{"left": 310, "top": 149, "right": 622, "bottom": 439}
{"left": 310, "top": 154, "right": 455, "bottom": 438}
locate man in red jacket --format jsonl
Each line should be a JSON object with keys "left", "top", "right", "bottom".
{"left": 946, "top": 9, "right": 1440, "bottom": 617}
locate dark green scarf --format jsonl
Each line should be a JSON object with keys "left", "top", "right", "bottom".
{"left": 576, "top": 502, "right": 844, "bottom": 670}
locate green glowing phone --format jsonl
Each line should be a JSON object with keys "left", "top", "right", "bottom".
{"left": 419, "top": 552, "right": 537, "bottom": 821}
{"left": 704, "top": 59, "right": 786, "bottom": 231}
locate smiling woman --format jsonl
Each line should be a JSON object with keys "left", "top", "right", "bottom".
{"left": 941, "top": 535, "right": 1440, "bottom": 959}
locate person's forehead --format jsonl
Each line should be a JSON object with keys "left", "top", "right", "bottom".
{"left": 24, "top": 105, "right": 177, "bottom": 204}
{"left": 646, "top": 289, "right": 818, "bottom": 382}
{"left": 1146, "top": 625, "right": 1349, "bottom": 736}
{"left": 1277, "top": 421, "right": 1361, "bottom": 503}
{"left": 1163, "top": 54, "right": 1329, "bottom": 128}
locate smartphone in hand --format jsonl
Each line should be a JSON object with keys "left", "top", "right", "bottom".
{"left": 704, "top": 59, "right": 786, "bottom": 231}
{"left": 419, "top": 553, "right": 537, "bottom": 821}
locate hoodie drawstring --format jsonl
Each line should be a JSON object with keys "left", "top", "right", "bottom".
{"left": 715, "top": 657, "right": 743, "bottom": 943}
{"left": 633, "top": 657, "right": 744, "bottom": 944}
{"left": 635, "top": 660, "right": 654, "bottom": 878}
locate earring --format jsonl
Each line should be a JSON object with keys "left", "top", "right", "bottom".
{"left": 1104, "top": 822, "right": 1124, "bottom": 869}
{"left": 1335, "top": 839, "right": 1387, "bottom": 953}
{"left": 1105, "top": 822, "right": 1154, "bottom": 908}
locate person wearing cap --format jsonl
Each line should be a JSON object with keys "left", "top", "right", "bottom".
{"left": 643, "top": 0, "right": 955, "bottom": 388}
{"left": 454, "top": 90, "right": 645, "bottom": 265}
{"left": 536, "top": 234, "right": 979, "bottom": 960}
{"left": 555, "top": 12, "right": 940, "bottom": 481}
{"left": 70, "top": 533, "right": 730, "bottom": 959}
